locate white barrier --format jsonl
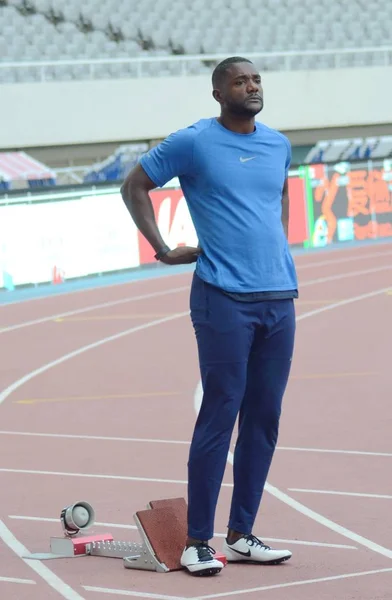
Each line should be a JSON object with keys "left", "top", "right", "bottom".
{"left": 0, "top": 184, "right": 197, "bottom": 289}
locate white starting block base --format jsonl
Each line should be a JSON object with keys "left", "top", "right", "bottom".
{"left": 91, "top": 540, "right": 168, "bottom": 573}
{"left": 25, "top": 530, "right": 169, "bottom": 572}
{"left": 25, "top": 533, "right": 114, "bottom": 560}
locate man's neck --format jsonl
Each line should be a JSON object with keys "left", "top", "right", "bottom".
{"left": 217, "top": 114, "right": 256, "bottom": 134}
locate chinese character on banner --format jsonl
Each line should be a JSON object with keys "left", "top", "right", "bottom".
{"left": 314, "top": 172, "right": 340, "bottom": 243}
{"left": 346, "top": 170, "right": 369, "bottom": 217}
{"left": 367, "top": 169, "right": 391, "bottom": 215}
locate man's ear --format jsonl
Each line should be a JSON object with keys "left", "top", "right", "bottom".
{"left": 212, "top": 89, "right": 222, "bottom": 104}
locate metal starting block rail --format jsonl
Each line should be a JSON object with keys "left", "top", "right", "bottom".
{"left": 88, "top": 539, "right": 169, "bottom": 573}
{"left": 25, "top": 497, "right": 227, "bottom": 573}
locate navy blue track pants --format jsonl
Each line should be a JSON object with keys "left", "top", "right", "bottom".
{"left": 187, "top": 273, "right": 296, "bottom": 540}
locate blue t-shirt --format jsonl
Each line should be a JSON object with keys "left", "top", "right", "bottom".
{"left": 139, "top": 117, "right": 298, "bottom": 294}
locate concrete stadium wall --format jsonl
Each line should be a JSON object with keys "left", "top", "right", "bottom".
{"left": 1, "top": 66, "right": 391, "bottom": 149}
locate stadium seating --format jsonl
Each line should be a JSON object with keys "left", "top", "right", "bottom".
{"left": 82, "top": 136, "right": 392, "bottom": 184}
{"left": 0, "top": 151, "right": 56, "bottom": 189}
{"left": 304, "top": 136, "right": 392, "bottom": 163}
{"left": 2, "top": 135, "right": 392, "bottom": 190}
{"left": 0, "top": 0, "right": 391, "bottom": 82}
{"left": 83, "top": 143, "right": 149, "bottom": 184}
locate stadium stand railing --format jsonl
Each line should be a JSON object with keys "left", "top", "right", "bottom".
{"left": 1, "top": 47, "right": 392, "bottom": 83}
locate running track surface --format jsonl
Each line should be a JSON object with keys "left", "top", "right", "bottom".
{"left": 0, "top": 241, "right": 392, "bottom": 600}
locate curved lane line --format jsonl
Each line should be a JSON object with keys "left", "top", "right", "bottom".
{"left": 0, "top": 520, "right": 84, "bottom": 599}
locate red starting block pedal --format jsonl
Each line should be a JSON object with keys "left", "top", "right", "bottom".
{"left": 215, "top": 552, "right": 228, "bottom": 567}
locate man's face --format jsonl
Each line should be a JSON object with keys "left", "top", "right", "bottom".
{"left": 217, "top": 62, "right": 264, "bottom": 117}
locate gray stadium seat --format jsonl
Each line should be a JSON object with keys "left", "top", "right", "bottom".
{"left": 0, "top": 0, "right": 390, "bottom": 83}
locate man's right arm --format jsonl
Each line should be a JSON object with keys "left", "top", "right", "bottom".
{"left": 120, "top": 163, "right": 168, "bottom": 256}
{"left": 120, "top": 128, "right": 201, "bottom": 265}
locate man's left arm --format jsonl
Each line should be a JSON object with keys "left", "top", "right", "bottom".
{"left": 281, "top": 177, "right": 289, "bottom": 239}
{"left": 282, "top": 136, "right": 292, "bottom": 240}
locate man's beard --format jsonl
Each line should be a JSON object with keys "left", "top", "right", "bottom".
{"left": 227, "top": 99, "right": 264, "bottom": 117}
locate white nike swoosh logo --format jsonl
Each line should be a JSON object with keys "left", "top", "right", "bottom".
{"left": 240, "top": 157, "right": 256, "bottom": 162}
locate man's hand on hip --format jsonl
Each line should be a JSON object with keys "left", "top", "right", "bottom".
{"left": 160, "top": 246, "right": 202, "bottom": 265}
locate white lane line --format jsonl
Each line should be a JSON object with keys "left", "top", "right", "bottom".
{"left": 7, "top": 516, "right": 357, "bottom": 550}
{"left": 188, "top": 568, "right": 392, "bottom": 599}
{"left": 1, "top": 431, "right": 392, "bottom": 459}
{"left": 278, "top": 446, "right": 392, "bottom": 458}
{"left": 263, "top": 482, "right": 392, "bottom": 559}
{"left": 0, "top": 468, "right": 233, "bottom": 487}
{"left": 2, "top": 251, "right": 391, "bottom": 335}
{"left": 82, "top": 568, "right": 392, "bottom": 599}
{"left": 295, "top": 286, "right": 392, "bottom": 322}
{"left": 0, "top": 431, "right": 190, "bottom": 445}
{"left": 83, "top": 588, "right": 184, "bottom": 600}
{"left": 0, "top": 576, "right": 36, "bottom": 585}
{"left": 0, "top": 286, "right": 188, "bottom": 334}
{"left": 194, "top": 285, "right": 392, "bottom": 561}
{"left": 0, "top": 311, "right": 188, "bottom": 407}
{"left": 1, "top": 431, "right": 392, "bottom": 458}
{"left": 296, "top": 248, "right": 392, "bottom": 271}
{"left": 8, "top": 515, "right": 140, "bottom": 529}
{"left": 289, "top": 488, "right": 392, "bottom": 500}
{"left": 300, "top": 264, "right": 392, "bottom": 287}
{"left": 0, "top": 309, "right": 191, "bottom": 600}
{"left": 0, "top": 520, "right": 84, "bottom": 599}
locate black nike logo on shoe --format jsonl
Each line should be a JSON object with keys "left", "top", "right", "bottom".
{"left": 231, "top": 548, "right": 251, "bottom": 557}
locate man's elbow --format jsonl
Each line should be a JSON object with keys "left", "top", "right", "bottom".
{"left": 120, "top": 169, "right": 138, "bottom": 207}
{"left": 120, "top": 181, "right": 129, "bottom": 204}
{"left": 121, "top": 163, "right": 152, "bottom": 202}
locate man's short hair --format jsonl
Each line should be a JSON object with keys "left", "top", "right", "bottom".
{"left": 212, "top": 56, "right": 253, "bottom": 88}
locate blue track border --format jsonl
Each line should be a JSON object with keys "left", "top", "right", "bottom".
{"left": 1, "top": 238, "right": 391, "bottom": 306}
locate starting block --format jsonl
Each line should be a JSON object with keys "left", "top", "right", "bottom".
{"left": 26, "top": 497, "right": 227, "bottom": 573}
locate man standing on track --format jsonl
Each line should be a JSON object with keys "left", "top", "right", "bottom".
{"left": 121, "top": 56, "right": 298, "bottom": 577}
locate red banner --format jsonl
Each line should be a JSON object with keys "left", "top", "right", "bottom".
{"left": 137, "top": 189, "right": 198, "bottom": 264}
{"left": 287, "top": 176, "right": 308, "bottom": 245}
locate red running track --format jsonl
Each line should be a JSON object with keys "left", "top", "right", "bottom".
{"left": 0, "top": 242, "right": 392, "bottom": 600}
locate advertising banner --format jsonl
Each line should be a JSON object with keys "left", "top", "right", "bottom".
{"left": 305, "top": 159, "right": 392, "bottom": 248}
{"left": 0, "top": 173, "right": 309, "bottom": 290}
{"left": 3, "top": 159, "right": 390, "bottom": 290}
{"left": 0, "top": 190, "right": 140, "bottom": 289}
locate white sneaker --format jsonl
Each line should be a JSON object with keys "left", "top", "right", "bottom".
{"left": 223, "top": 534, "right": 292, "bottom": 565}
{"left": 180, "top": 543, "right": 225, "bottom": 576}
